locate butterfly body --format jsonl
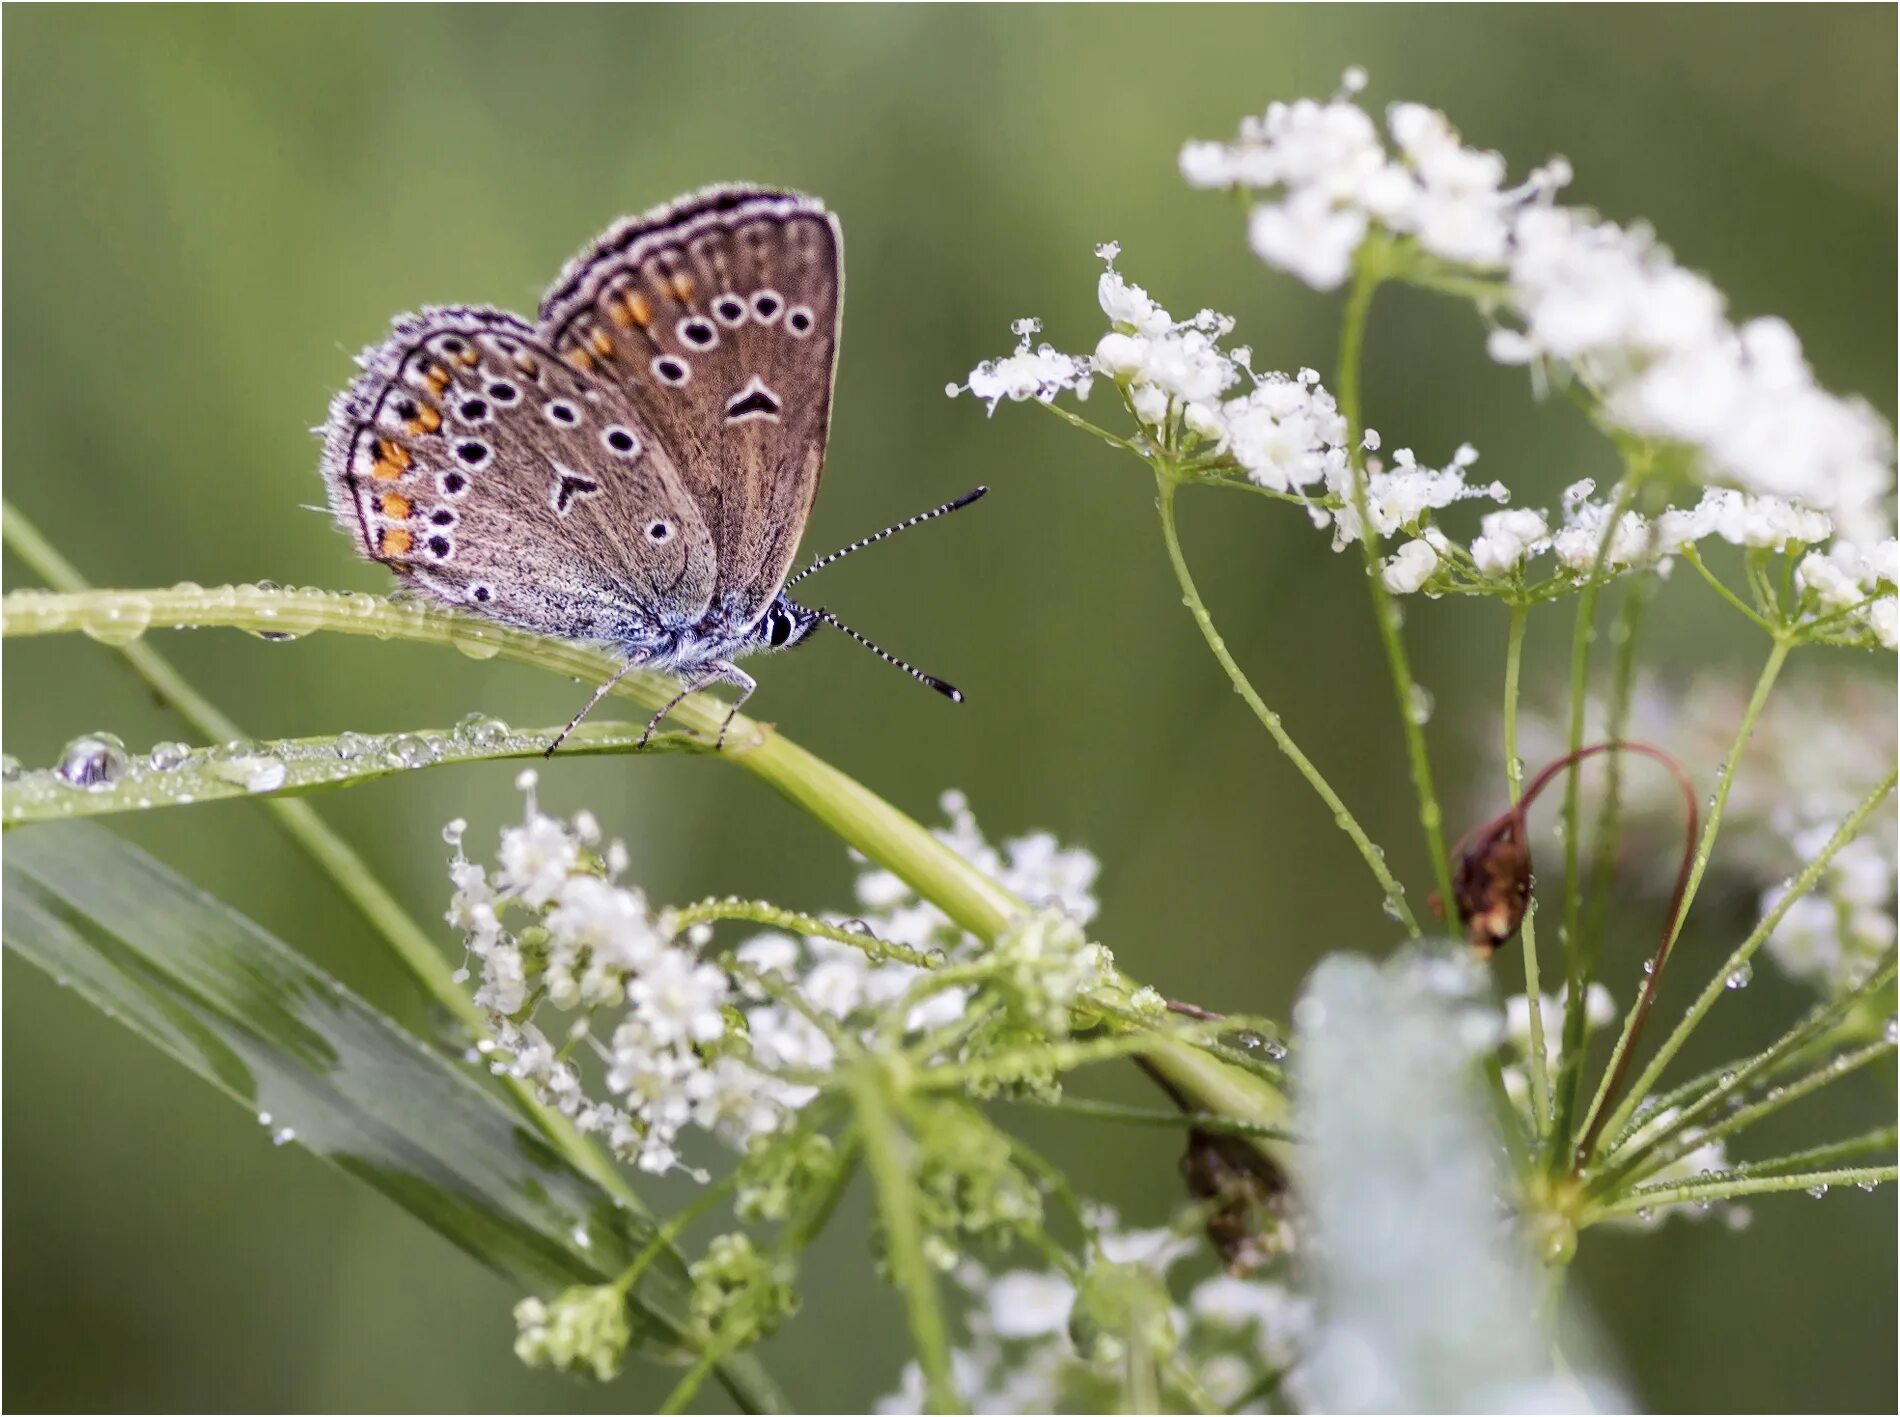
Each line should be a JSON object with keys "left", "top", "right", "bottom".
{"left": 319, "top": 186, "right": 963, "bottom": 749}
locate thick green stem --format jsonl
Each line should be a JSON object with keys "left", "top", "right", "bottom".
{"left": 853, "top": 1065, "right": 958, "bottom": 1413}
{"left": 2, "top": 581, "right": 1291, "bottom": 1167}
{"left": 1503, "top": 601, "right": 1551, "bottom": 1134}
{"left": 1336, "top": 248, "right": 1456, "bottom": 919}
{"left": 1585, "top": 1164, "right": 1896, "bottom": 1220}
{"left": 1154, "top": 476, "right": 1419, "bottom": 935}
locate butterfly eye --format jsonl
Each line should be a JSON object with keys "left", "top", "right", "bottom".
{"left": 646, "top": 519, "right": 675, "bottom": 543}
{"left": 602, "top": 425, "right": 641, "bottom": 457}
{"left": 486, "top": 380, "right": 519, "bottom": 404}
{"left": 786, "top": 306, "right": 815, "bottom": 338}
{"left": 713, "top": 295, "right": 747, "bottom": 327}
{"left": 677, "top": 317, "right": 718, "bottom": 350}
{"left": 750, "top": 290, "right": 783, "bottom": 324}
{"left": 651, "top": 356, "right": 691, "bottom": 387}
{"left": 454, "top": 397, "right": 491, "bottom": 425}
{"left": 543, "top": 400, "right": 580, "bottom": 426}
{"left": 453, "top": 439, "right": 491, "bottom": 469}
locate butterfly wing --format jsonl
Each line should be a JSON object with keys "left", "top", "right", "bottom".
{"left": 536, "top": 186, "right": 842, "bottom": 639}
{"left": 318, "top": 306, "right": 717, "bottom": 648}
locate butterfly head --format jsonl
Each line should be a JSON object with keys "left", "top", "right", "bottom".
{"left": 754, "top": 593, "right": 822, "bottom": 652}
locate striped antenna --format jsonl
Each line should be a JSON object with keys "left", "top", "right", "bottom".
{"left": 812, "top": 608, "right": 963, "bottom": 703}
{"left": 787, "top": 486, "right": 988, "bottom": 587}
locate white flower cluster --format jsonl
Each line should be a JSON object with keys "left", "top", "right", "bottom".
{"left": 448, "top": 780, "right": 1108, "bottom": 1177}
{"left": 1183, "top": 72, "right": 1897, "bottom": 553}
{"left": 449, "top": 775, "right": 799, "bottom": 1175}
{"left": 878, "top": 1211, "right": 1314, "bottom": 1414}
{"left": 950, "top": 317, "right": 1094, "bottom": 411}
{"left": 1511, "top": 671, "right": 1897, "bottom": 995}
{"left": 1181, "top": 70, "right": 1564, "bottom": 290}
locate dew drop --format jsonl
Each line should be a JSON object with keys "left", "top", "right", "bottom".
{"left": 81, "top": 597, "right": 152, "bottom": 646}
{"left": 211, "top": 751, "right": 287, "bottom": 793}
{"left": 271, "top": 1127, "right": 298, "bottom": 1147}
{"left": 334, "top": 731, "right": 382, "bottom": 761}
{"left": 0, "top": 753, "right": 20, "bottom": 783}
{"left": 570, "top": 1221, "right": 592, "bottom": 1249}
{"left": 456, "top": 712, "right": 511, "bottom": 751}
{"left": 147, "top": 741, "right": 193, "bottom": 772}
{"left": 1723, "top": 962, "right": 1753, "bottom": 990}
{"left": 384, "top": 734, "right": 437, "bottom": 769}
{"left": 1884, "top": 1016, "right": 1897, "bottom": 1044}
{"left": 1724, "top": 1206, "right": 1752, "bottom": 1231}
{"left": 1719, "top": 1070, "right": 1736, "bottom": 1087}
{"left": 257, "top": 1111, "right": 273, "bottom": 1126}
{"left": 1636, "top": 1206, "right": 1654, "bottom": 1223}
{"left": 1805, "top": 1183, "right": 1828, "bottom": 1199}
{"left": 1406, "top": 683, "right": 1435, "bottom": 726}
{"left": 56, "top": 732, "right": 129, "bottom": 791}
{"left": 1857, "top": 1179, "right": 1878, "bottom": 1192}
{"left": 1382, "top": 894, "right": 1406, "bottom": 921}
{"left": 450, "top": 622, "right": 504, "bottom": 660}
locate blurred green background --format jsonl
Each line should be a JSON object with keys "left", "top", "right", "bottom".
{"left": 4, "top": 5, "right": 1894, "bottom": 1411}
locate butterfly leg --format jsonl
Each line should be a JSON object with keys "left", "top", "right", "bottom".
{"left": 636, "top": 662, "right": 757, "bottom": 751}
{"left": 545, "top": 653, "right": 652, "bottom": 758}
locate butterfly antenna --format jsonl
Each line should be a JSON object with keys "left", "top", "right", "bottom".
{"left": 811, "top": 608, "right": 963, "bottom": 703}
{"left": 787, "top": 486, "right": 988, "bottom": 587}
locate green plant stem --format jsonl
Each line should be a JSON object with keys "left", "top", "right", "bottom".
{"left": 668, "top": 897, "right": 940, "bottom": 968}
{"left": 1336, "top": 247, "right": 1456, "bottom": 919}
{"left": 1598, "top": 767, "right": 1898, "bottom": 1148}
{"left": 1741, "top": 1126, "right": 1899, "bottom": 1177}
{"left": 1502, "top": 601, "right": 1551, "bottom": 1134}
{"left": 1584, "top": 1164, "right": 1896, "bottom": 1221}
{"left": 2, "top": 580, "right": 1292, "bottom": 1166}
{"left": 996, "top": 1093, "right": 1296, "bottom": 1142}
{"left": 1546, "top": 468, "right": 1646, "bottom": 1165}
{"left": 1569, "top": 637, "right": 1792, "bottom": 1169}
{"left": 1154, "top": 476, "right": 1419, "bottom": 935}
{"left": 853, "top": 1065, "right": 958, "bottom": 1414}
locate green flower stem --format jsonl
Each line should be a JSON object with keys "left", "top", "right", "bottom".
{"left": 1547, "top": 467, "right": 1647, "bottom": 1165}
{"left": 660, "top": 1340, "right": 731, "bottom": 1417}
{"left": 1617, "top": 1038, "right": 1894, "bottom": 1189}
{"left": 1585, "top": 1165, "right": 1896, "bottom": 1221}
{"left": 852, "top": 1063, "right": 958, "bottom": 1414}
{"left": 1569, "top": 637, "right": 1792, "bottom": 1168}
{"left": 1597, "top": 767, "right": 1898, "bottom": 1150}
{"left": 1154, "top": 475, "right": 1420, "bottom": 936}
{"left": 1682, "top": 546, "right": 1777, "bottom": 634}
{"left": 1588, "top": 952, "right": 1896, "bottom": 1194}
{"left": 1503, "top": 600, "right": 1552, "bottom": 1134}
{"left": 1337, "top": 244, "right": 1456, "bottom": 920}
{"left": 997, "top": 1093, "right": 1296, "bottom": 1142}
{"left": 667, "top": 898, "right": 940, "bottom": 968}
{"left": 2, "top": 581, "right": 1292, "bottom": 1169}
{"left": 1743, "top": 1125, "right": 1899, "bottom": 1178}
{"left": 0, "top": 521, "right": 656, "bottom": 1214}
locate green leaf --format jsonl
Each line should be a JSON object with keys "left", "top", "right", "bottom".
{"left": 2, "top": 821, "right": 784, "bottom": 1411}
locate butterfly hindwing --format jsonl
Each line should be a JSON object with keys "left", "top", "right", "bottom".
{"left": 318, "top": 306, "right": 716, "bottom": 646}
{"left": 536, "top": 186, "right": 843, "bottom": 639}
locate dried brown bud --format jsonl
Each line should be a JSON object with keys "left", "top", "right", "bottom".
{"left": 1449, "top": 816, "right": 1532, "bottom": 956}
{"left": 1180, "top": 1127, "right": 1293, "bottom": 1275}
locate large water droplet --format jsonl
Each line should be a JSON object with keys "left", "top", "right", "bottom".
{"left": 450, "top": 621, "right": 504, "bottom": 660}
{"left": 456, "top": 712, "right": 511, "bottom": 751}
{"left": 1406, "top": 683, "right": 1434, "bottom": 726}
{"left": 56, "top": 733, "right": 129, "bottom": 791}
{"left": 385, "top": 734, "right": 437, "bottom": 769}
{"left": 147, "top": 741, "right": 193, "bottom": 772}
{"left": 1723, "top": 962, "right": 1753, "bottom": 991}
{"left": 0, "top": 753, "right": 21, "bottom": 783}
{"left": 81, "top": 597, "right": 152, "bottom": 646}
{"left": 212, "top": 749, "right": 287, "bottom": 792}
{"left": 334, "top": 731, "right": 382, "bottom": 762}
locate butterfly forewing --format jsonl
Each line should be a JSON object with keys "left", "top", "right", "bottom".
{"left": 536, "top": 186, "right": 843, "bottom": 638}
{"left": 318, "top": 306, "right": 716, "bottom": 645}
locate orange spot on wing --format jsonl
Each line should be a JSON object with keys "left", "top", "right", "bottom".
{"left": 672, "top": 273, "right": 695, "bottom": 303}
{"left": 379, "top": 527, "right": 415, "bottom": 557}
{"left": 424, "top": 365, "right": 451, "bottom": 395}
{"left": 408, "top": 404, "right": 441, "bottom": 434}
{"left": 624, "top": 293, "right": 652, "bottom": 327}
{"left": 565, "top": 347, "right": 596, "bottom": 371}
{"left": 377, "top": 493, "right": 412, "bottom": 519}
{"left": 587, "top": 329, "right": 614, "bottom": 358}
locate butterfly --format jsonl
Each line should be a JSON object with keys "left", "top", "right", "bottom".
{"left": 318, "top": 184, "right": 982, "bottom": 752}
